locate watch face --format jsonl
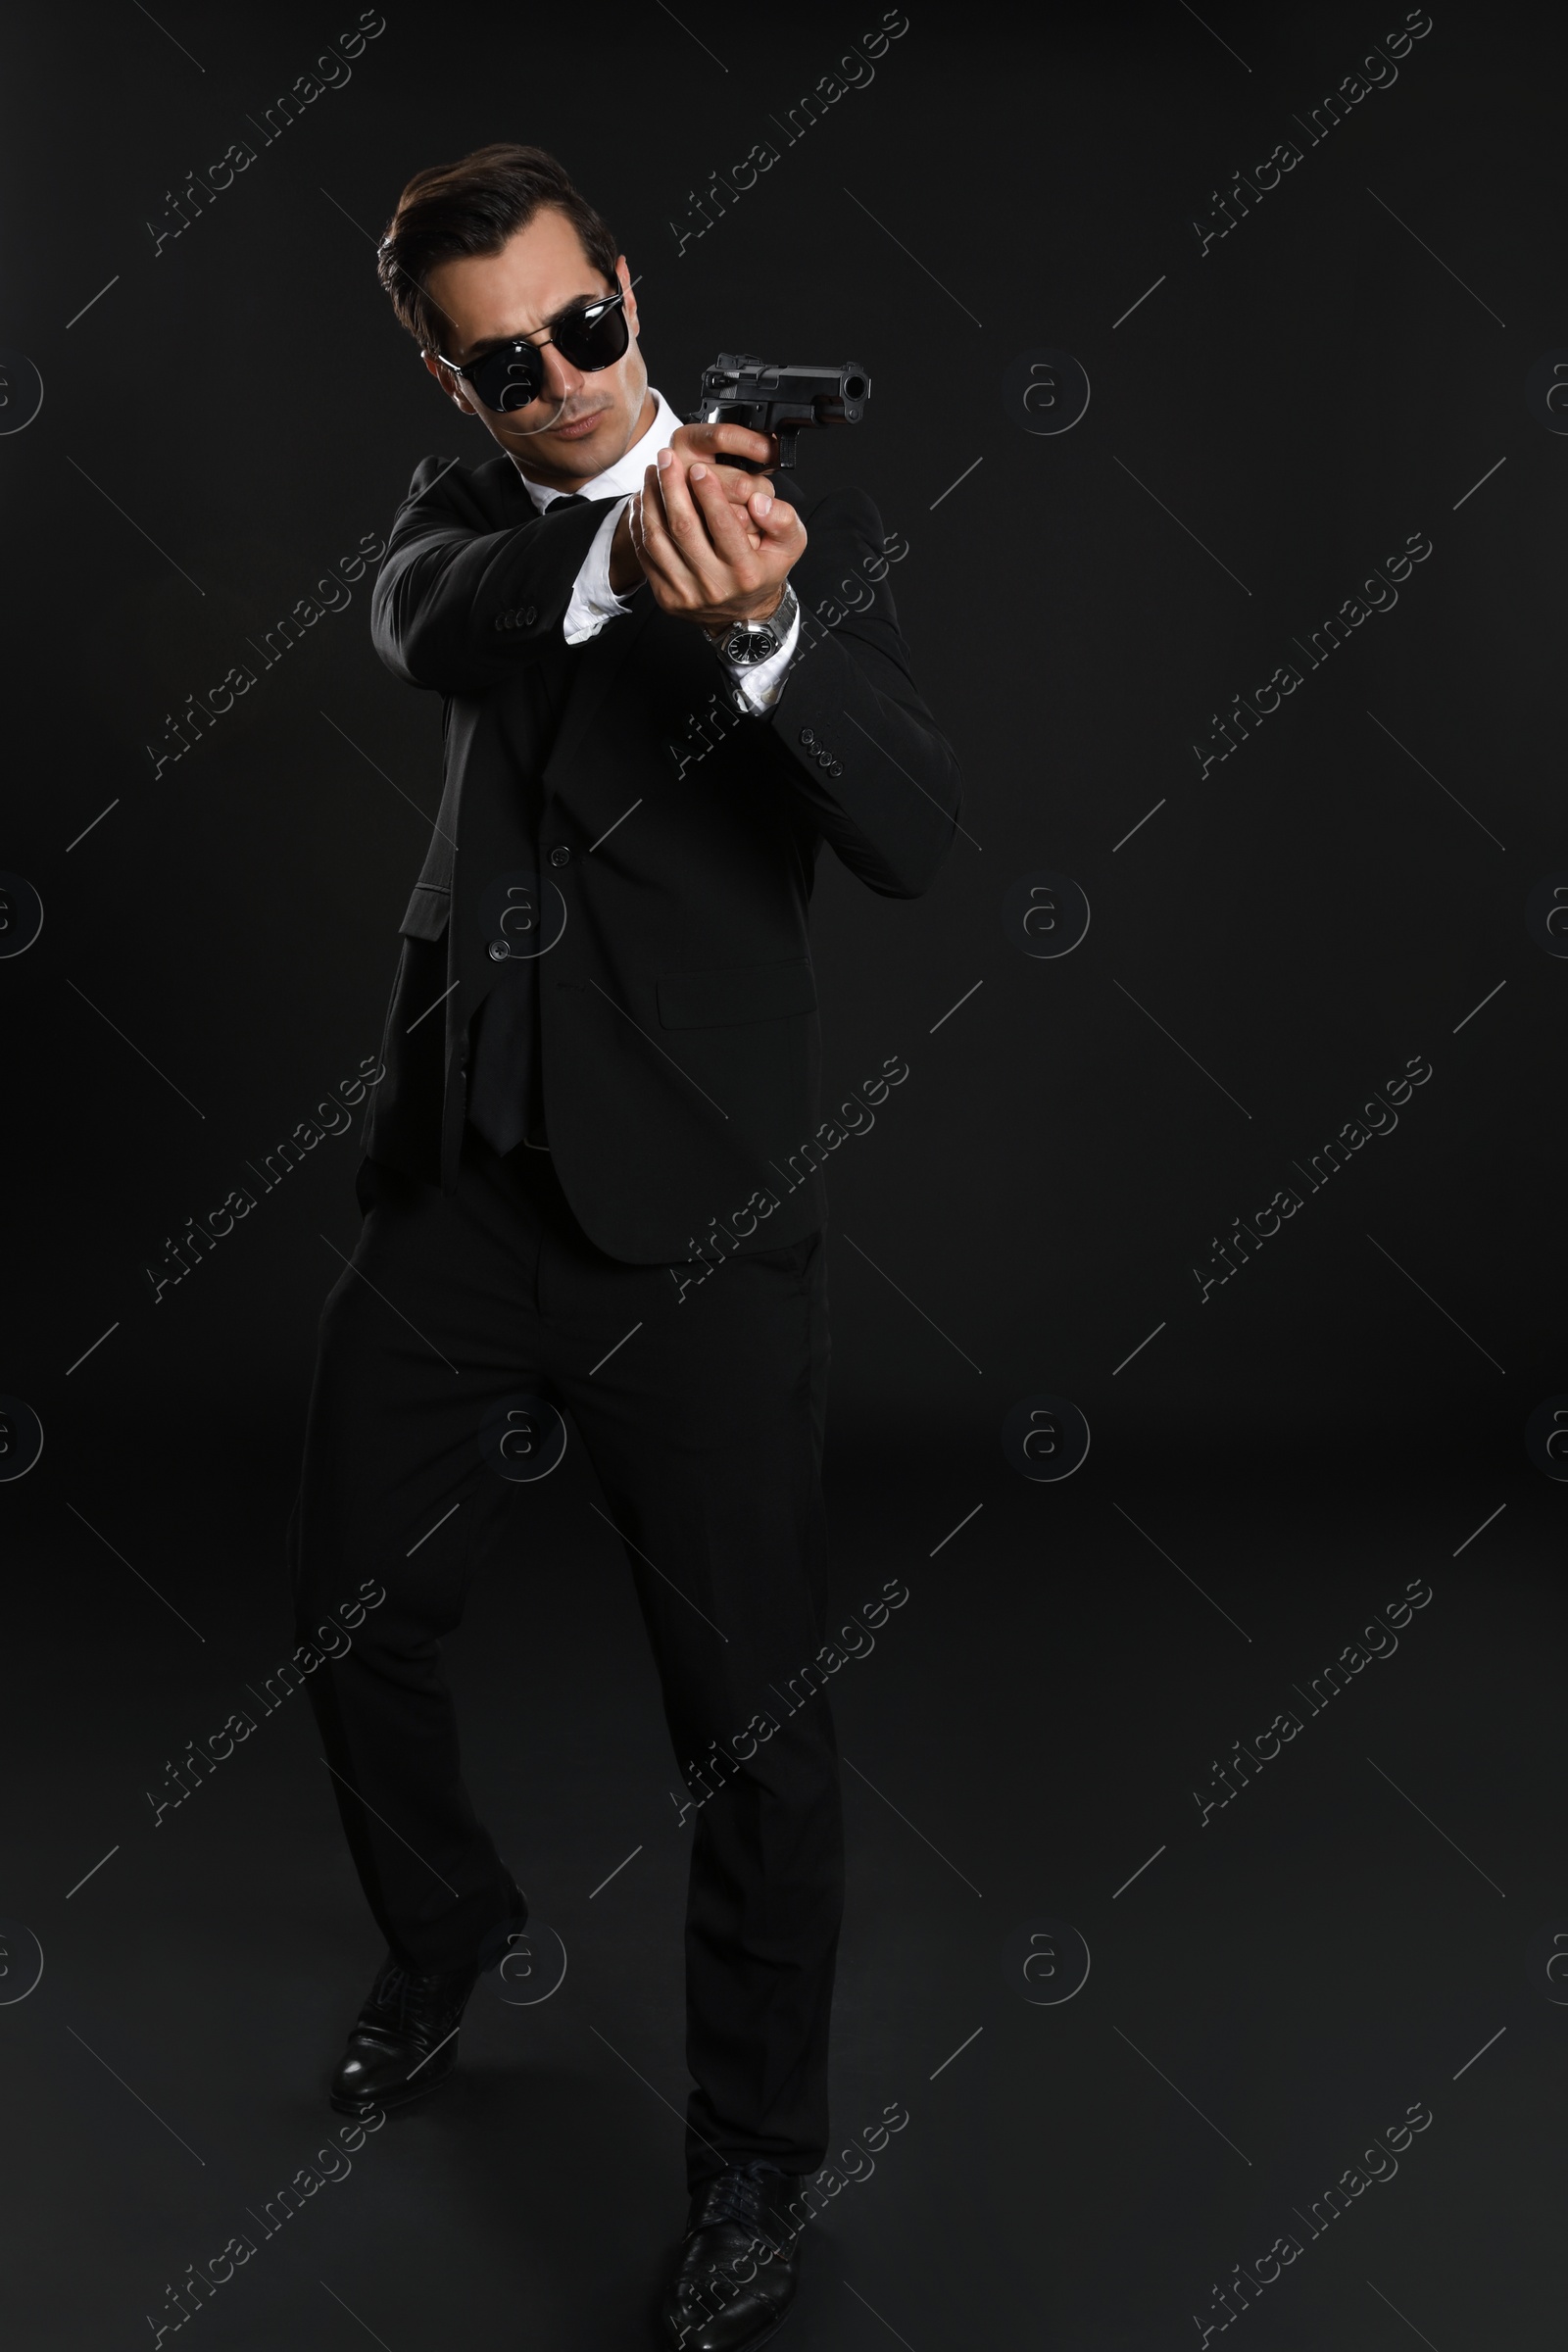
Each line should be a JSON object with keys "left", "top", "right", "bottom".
{"left": 728, "top": 624, "right": 777, "bottom": 662}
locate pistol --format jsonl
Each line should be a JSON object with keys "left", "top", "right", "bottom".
{"left": 686, "top": 354, "right": 871, "bottom": 472}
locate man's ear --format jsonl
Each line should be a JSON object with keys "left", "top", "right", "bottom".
{"left": 420, "top": 349, "right": 476, "bottom": 415}
{"left": 616, "top": 255, "right": 640, "bottom": 340}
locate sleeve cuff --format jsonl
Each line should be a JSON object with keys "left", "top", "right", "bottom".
{"left": 719, "top": 595, "right": 804, "bottom": 714}
{"left": 563, "top": 495, "right": 638, "bottom": 645}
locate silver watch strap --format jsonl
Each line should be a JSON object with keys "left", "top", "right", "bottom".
{"left": 713, "top": 583, "right": 797, "bottom": 660}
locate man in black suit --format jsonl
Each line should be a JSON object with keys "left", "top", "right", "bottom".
{"left": 287, "top": 141, "right": 960, "bottom": 2348}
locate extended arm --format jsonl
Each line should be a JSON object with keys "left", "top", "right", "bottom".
{"left": 766, "top": 491, "right": 961, "bottom": 900}
{"left": 634, "top": 460, "right": 960, "bottom": 899}
{"left": 370, "top": 455, "right": 619, "bottom": 693}
{"left": 372, "top": 423, "right": 791, "bottom": 695}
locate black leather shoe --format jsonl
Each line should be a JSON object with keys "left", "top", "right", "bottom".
{"left": 661, "top": 2163, "right": 809, "bottom": 2350}
{"left": 328, "top": 1951, "right": 480, "bottom": 2117}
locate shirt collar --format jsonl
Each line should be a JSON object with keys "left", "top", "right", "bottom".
{"left": 514, "top": 387, "right": 683, "bottom": 513}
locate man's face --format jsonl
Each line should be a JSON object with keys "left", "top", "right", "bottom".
{"left": 420, "top": 206, "right": 652, "bottom": 486}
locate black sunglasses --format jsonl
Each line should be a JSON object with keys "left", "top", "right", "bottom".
{"left": 438, "top": 290, "right": 630, "bottom": 414}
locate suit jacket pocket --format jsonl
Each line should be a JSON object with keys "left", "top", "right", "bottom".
{"left": 657, "top": 957, "right": 817, "bottom": 1029}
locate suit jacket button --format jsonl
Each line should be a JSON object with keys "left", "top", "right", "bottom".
{"left": 830, "top": 761, "right": 844, "bottom": 776}
{"left": 523, "top": 604, "right": 537, "bottom": 625}
{"left": 549, "top": 845, "right": 570, "bottom": 866}
{"left": 816, "top": 749, "right": 833, "bottom": 766}
{"left": 799, "top": 727, "right": 815, "bottom": 746}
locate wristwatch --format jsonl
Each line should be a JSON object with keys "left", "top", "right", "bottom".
{"left": 710, "top": 581, "right": 799, "bottom": 666}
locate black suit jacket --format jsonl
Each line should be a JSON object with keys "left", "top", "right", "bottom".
{"left": 363, "top": 447, "right": 962, "bottom": 1263}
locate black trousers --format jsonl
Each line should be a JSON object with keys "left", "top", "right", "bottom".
{"left": 286, "top": 1125, "right": 843, "bottom": 2186}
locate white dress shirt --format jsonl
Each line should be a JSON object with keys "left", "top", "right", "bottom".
{"left": 511, "top": 387, "right": 802, "bottom": 714}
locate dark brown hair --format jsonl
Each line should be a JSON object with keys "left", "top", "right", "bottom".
{"left": 377, "top": 143, "right": 619, "bottom": 351}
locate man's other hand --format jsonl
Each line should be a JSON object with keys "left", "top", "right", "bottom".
{"left": 629, "top": 440, "right": 807, "bottom": 636}
{"left": 668, "top": 417, "right": 778, "bottom": 487}
{"left": 607, "top": 420, "right": 776, "bottom": 596}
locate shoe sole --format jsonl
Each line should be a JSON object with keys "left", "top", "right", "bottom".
{"left": 672, "top": 2316, "right": 793, "bottom": 2352}
{"left": 662, "top": 2291, "right": 796, "bottom": 2350}
{"left": 328, "top": 2062, "right": 454, "bottom": 2121}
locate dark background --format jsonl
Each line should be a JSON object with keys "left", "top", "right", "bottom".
{"left": 2, "top": 4, "right": 1563, "bottom": 2346}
